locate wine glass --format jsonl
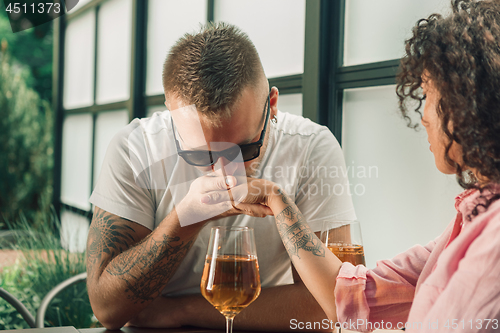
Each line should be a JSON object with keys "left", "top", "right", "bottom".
{"left": 321, "top": 221, "right": 365, "bottom": 333}
{"left": 201, "top": 226, "right": 261, "bottom": 333}
{"left": 320, "top": 220, "right": 365, "bottom": 266}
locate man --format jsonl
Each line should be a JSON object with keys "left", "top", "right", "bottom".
{"left": 86, "top": 22, "right": 355, "bottom": 331}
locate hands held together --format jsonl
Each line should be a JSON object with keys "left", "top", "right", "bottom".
{"left": 175, "top": 174, "right": 284, "bottom": 225}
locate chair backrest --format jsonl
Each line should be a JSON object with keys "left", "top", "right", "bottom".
{"left": 35, "top": 272, "right": 88, "bottom": 328}
{"left": 0, "top": 287, "right": 36, "bottom": 328}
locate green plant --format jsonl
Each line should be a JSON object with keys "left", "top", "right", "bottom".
{"left": 0, "top": 210, "right": 97, "bottom": 329}
{"left": 0, "top": 259, "right": 40, "bottom": 329}
{"left": 0, "top": 4, "right": 53, "bottom": 102}
{"left": 0, "top": 46, "right": 54, "bottom": 230}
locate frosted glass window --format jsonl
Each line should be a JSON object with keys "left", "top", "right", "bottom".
{"left": 342, "top": 85, "right": 462, "bottom": 268}
{"left": 93, "top": 110, "right": 130, "bottom": 186}
{"left": 214, "top": 0, "right": 305, "bottom": 78}
{"left": 146, "top": 0, "right": 207, "bottom": 96}
{"left": 60, "top": 209, "right": 89, "bottom": 253}
{"left": 147, "top": 105, "right": 167, "bottom": 118}
{"left": 63, "top": 10, "right": 95, "bottom": 109}
{"left": 278, "top": 93, "right": 302, "bottom": 116}
{"left": 61, "top": 113, "right": 93, "bottom": 211}
{"left": 344, "top": 0, "right": 450, "bottom": 66}
{"left": 96, "top": 0, "right": 132, "bottom": 104}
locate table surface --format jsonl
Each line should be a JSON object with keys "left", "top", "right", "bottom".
{"left": 78, "top": 326, "right": 397, "bottom": 333}
{"left": 79, "top": 327, "right": 289, "bottom": 333}
{"left": 1, "top": 325, "right": 397, "bottom": 333}
{"left": 2, "top": 327, "right": 80, "bottom": 333}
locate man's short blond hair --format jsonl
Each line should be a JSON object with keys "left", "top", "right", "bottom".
{"left": 162, "top": 22, "right": 264, "bottom": 123}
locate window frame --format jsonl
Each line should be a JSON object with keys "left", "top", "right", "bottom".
{"left": 52, "top": 0, "right": 401, "bottom": 220}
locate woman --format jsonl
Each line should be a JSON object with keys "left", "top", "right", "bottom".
{"left": 204, "top": 0, "right": 500, "bottom": 331}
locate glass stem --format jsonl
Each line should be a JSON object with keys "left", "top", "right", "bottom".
{"left": 226, "top": 316, "right": 234, "bottom": 333}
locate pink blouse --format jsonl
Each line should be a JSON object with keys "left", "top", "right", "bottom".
{"left": 335, "top": 186, "right": 500, "bottom": 332}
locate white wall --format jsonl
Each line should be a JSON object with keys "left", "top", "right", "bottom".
{"left": 342, "top": 85, "right": 463, "bottom": 268}
{"left": 344, "top": 0, "right": 450, "bottom": 66}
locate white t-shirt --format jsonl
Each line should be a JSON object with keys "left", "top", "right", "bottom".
{"left": 89, "top": 110, "right": 356, "bottom": 296}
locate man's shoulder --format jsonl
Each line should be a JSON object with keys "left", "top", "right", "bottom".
{"left": 275, "top": 111, "right": 337, "bottom": 150}
{"left": 110, "top": 112, "right": 173, "bottom": 151}
{"left": 271, "top": 111, "right": 341, "bottom": 161}
{"left": 276, "top": 110, "right": 330, "bottom": 138}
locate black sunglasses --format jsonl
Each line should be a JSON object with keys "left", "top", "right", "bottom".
{"left": 171, "top": 94, "right": 271, "bottom": 167}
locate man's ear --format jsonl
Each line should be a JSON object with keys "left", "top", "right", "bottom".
{"left": 270, "top": 86, "right": 279, "bottom": 118}
{"left": 164, "top": 92, "right": 175, "bottom": 110}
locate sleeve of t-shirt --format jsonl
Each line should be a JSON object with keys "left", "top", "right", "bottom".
{"left": 89, "top": 123, "right": 155, "bottom": 230}
{"left": 295, "top": 128, "right": 357, "bottom": 233}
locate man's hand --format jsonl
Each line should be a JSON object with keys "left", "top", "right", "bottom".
{"left": 200, "top": 177, "right": 282, "bottom": 216}
{"left": 176, "top": 175, "right": 273, "bottom": 226}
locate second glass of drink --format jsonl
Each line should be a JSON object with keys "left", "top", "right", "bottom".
{"left": 320, "top": 220, "right": 366, "bottom": 266}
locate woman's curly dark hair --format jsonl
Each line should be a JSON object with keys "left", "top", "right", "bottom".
{"left": 396, "top": 0, "right": 500, "bottom": 219}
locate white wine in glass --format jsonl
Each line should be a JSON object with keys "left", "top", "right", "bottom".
{"left": 320, "top": 221, "right": 365, "bottom": 333}
{"left": 320, "top": 220, "right": 366, "bottom": 266}
{"left": 201, "top": 226, "right": 261, "bottom": 333}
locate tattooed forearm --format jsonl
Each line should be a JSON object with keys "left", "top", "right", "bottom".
{"left": 275, "top": 191, "right": 325, "bottom": 259}
{"left": 87, "top": 208, "right": 137, "bottom": 279}
{"left": 87, "top": 208, "right": 196, "bottom": 304}
{"left": 277, "top": 221, "right": 325, "bottom": 259}
{"left": 106, "top": 235, "right": 194, "bottom": 303}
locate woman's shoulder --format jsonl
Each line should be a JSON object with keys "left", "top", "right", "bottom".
{"left": 457, "top": 184, "right": 500, "bottom": 222}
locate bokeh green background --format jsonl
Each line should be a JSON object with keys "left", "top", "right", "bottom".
{"left": 0, "top": 2, "right": 54, "bottom": 230}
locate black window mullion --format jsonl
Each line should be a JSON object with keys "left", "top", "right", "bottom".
{"left": 269, "top": 74, "right": 302, "bottom": 95}
{"left": 207, "top": 0, "right": 214, "bottom": 22}
{"left": 92, "top": 5, "right": 99, "bottom": 108}
{"left": 61, "top": 203, "right": 93, "bottom": 220}
{"left": 52, "top": 12, "right": 66, "bottom": 220}
{"left": 88, "top": 4, "right": 99, "bottom": 214}
{"left": 129, "top": 0, "right": 147, "bottom": 120}
{"left": 65, "top": 101, "right": 128, "bottom": 114}
{"left": 303, "top": 0, "right": 344, "bottom": 132}
{"left": 329, "top": 0, "right": 345, "bottom": 144}
{"left": 89, "top": 113, "right": 97, "bottom": 199}
{"left": 145, "top": 95, "right": 167, "bottom": 108}
{"left": 302, "top": 0, "right": 321, "bottom": 124}
{"left": 336, "top": 59, "right": 400, "bottom": 90}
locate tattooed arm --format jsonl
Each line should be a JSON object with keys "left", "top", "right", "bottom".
{"left": 87, "top": 175, "right": 272, "bottom": 329}
{"left": 268, "top": 189, "right": 343, "bottom": 322}
{"left": 86, "top": 206, "right": 201, "bottom": 330}
{"left": 202, "top": 180, "right": 345, "bottom": 324}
